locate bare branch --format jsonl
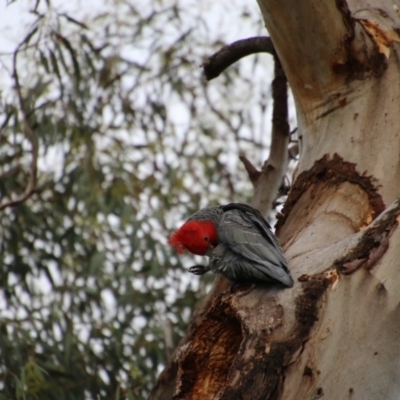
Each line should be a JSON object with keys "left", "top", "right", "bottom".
{"left": 0, "top": 40, "right": 38, "bottom": 211}
{"left": 203, "top": 36, "right": 274, "bottom": 81}
{"left": 251, "top": 54, "right": 289, "bottom": 216}
{"left": 202, "top": 36, "right": 290, "bottom": 216}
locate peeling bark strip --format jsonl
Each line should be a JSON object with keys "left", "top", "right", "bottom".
{"left": 276, "top": 154, "right": 385, "bottom": 232}
{"left": 336, "top": 197, "right": 400, "bottom": 274}
{"left": 333, "top": 0, "right": 388, "bottom": 79}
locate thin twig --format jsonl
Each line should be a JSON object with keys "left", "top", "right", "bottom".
{"left": 0, "top": 41, "right": 38, "bottom": 211}
{"left": 239, "top": 154, "right": 261, "bottom": 185}
{"left": 203, "top": 36, "right": 274, "bottom": 81}
{"left": 163, "top": 318, "right": 174, "bottom": 361}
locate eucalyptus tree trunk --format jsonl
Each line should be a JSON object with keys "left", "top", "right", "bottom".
{"left": 150, "top": 1, "right": 400, "bottom": 399}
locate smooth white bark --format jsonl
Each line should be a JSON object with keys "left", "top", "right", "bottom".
{"left": 256, "top": 1, "right": 400, "bottom": 398}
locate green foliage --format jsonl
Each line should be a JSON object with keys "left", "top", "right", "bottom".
{"left": 0, "top": 0, "right": 275, "bottom": 398}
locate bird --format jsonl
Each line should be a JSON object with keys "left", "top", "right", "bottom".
{"left": 168, "top": 203, "right": 293, "bottom": 287}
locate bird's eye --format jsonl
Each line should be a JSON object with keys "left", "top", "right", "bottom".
{"left": 204, "top": 236, "right": 209, "bottom": 242}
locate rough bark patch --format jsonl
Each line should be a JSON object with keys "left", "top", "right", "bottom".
{"left": 172, "top": 274, "right": 334, "bottom": 400}
{"left": 276, "top": 154, "right": 385, "bottom": 233}
{"left": 172, "top": 287, "right": 291, "bottom": 400}
{"left": 173, "top": 293, "right": 242, "bottom": 399}
{"left": 221, "top": 295, "right": 286, "bottom": 400}
{"left": 293, "top": 275, "right": 331, "bottom": 339}
{"left": 227, "top": 274, "right": 332, "bottom": 400}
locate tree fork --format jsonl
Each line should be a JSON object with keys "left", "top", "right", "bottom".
{"left": 151, "top": 0, "right": 400, "bottom": 398}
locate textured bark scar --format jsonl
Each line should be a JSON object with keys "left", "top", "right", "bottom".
{"left": 276, "top": 153, "right": 385, "bottom": 234}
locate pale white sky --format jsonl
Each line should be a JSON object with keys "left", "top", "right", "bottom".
{"left": 0, "top": 0, "right": 266, "bottom": 51}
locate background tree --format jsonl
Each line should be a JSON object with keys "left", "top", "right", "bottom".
{"left": 151, "top": 0, "right": 400, "bottom": 399}
{"left": 0, "top": 0, "right": 295, "bottom": 399}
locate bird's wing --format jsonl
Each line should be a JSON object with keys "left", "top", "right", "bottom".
{"left": 218, "top": 205, "right": 293, "bottom": 286}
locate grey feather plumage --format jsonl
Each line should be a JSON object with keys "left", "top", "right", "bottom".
{"left": 188, "top": 203, "right": 294, "bottom": 287}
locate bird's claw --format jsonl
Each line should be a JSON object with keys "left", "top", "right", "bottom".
{"left": 188, "top": 264, "right": 210, "bottom": 275}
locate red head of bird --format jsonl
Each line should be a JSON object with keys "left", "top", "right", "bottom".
{"left": 168, "top": 220, "right": 218, "bottom": 256}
